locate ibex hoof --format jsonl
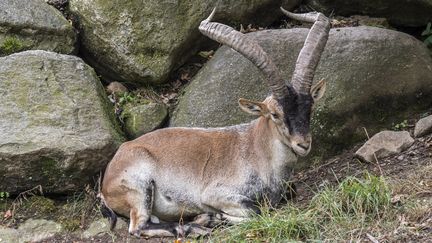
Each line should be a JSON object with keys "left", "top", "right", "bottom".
{"left": 129, "top": 229, "right": 142, "bottom": 238}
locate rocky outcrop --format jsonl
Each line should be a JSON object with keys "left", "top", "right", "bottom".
{"left": 355, "top": 131, "right": 414, "bottom": 163}
{"left": 305, "top": 0, "right": 432, "bottom": 27}
{"left": 0, "top": 0, "right": 76, "bottom": 56}
{"left": 0, "top": 50, "right": 124, "bottom": 194}
{"left": 171, "top": 27, "right": 432, "bottom": 160}
{"left": 68, "top": 0, "right": 300, "bottom": 85}
{"left": 19, "top": 219, "right": 63, "bottom": 243}
{"left": 123, "top": 103, "right": 168, "bottom": 139}
{"left": 0, "top": 219, "right": 63, "bottom": 243}
{"left": 414, "top": 115, "right": 432, "bottom": 138}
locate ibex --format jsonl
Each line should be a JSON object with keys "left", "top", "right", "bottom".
{"left": 100, "top": 7, "right": 330, "bottom": 237}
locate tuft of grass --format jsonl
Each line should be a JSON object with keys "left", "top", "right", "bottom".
{"left": 58, "top": 185, "right": 101, "bottom": 231}
{"left": 212, "top": 205, "right": 319, "bottom": 242}
{"left": 210, "top": 172, "right": 392, "bottom": 242}
{"left": 0, "top": 37, "right": 24, "bottom": 55}
{"left": 312, "top": 173, "right": 391, "bottom": 219}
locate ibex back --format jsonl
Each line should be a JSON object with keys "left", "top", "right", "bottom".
{"left": 100, "top": 7, "right": 330, "bottom": 238}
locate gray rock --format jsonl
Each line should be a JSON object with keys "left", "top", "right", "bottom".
{"left": 355, "top": 131, "right": 414, "bottom": 163}
{"left": 0, "top": 226, "right": 19, "bottom": 243}
{"left": 0, "top": 0, "right": 76, "bottom": 56}
{"left": 305, "top": 0, "right": 432, "bottom": 27}
{"left": 18, "top": 219, "right": 62, "bottom": 243}
{"left": 0, "top": 50, "right": 125, "bottom": 194}
{"left": 82, "top": 217, "right": 127, "bottom": 238}
{"left": 68, "top": 0, "right": 300, "bottom": 84}
{"left": 414, "top": 115, "right": 432, "bottom": 137}
{"left": 123, "top": 103, "right": 168, "bottom": 139}
{"left": 171, "top": 27, "right": 432, "bottom": 162}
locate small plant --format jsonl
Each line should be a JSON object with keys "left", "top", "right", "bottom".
{"left": 393, "top": 119, "right": 408, "bottom": 130}
{"left": 422, "top": 22, "right": 432, "bottom": 48}
{"left": 0, "top": 191, "right": 10, "bottom": 200}
{"left": 0, "top": 37, "right": 24, "bottom": 55}
{"left": 118, "top": 92, "right": 136, "bottom": 106}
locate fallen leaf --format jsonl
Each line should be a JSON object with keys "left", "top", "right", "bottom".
{"left": 3, "top": 209, "right": 12, "bottom": 219}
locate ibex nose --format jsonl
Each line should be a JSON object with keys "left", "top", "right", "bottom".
{"left": 297, "top": 142, "right": 310, "bottom": 151}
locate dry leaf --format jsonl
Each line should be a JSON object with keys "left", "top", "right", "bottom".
{"left": 3, "top": 209, "right": 12, "bottom": 219}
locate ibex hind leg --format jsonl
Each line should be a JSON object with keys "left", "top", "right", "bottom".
{"left": 128, "top": 180, "right": 155, "bottom": 237}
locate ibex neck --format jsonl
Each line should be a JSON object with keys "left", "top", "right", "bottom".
{"left": 250, "top": 117, "right": 297, "bottom": 174}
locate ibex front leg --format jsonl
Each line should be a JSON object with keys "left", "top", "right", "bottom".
{"left": 201, "top": 187, "right": 260, "bottom": 224}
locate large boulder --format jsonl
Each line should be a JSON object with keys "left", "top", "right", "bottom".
{"left": 171, "top": 27, "right": 432, "bottom": 162}
{"left": 305, "top": 0, "right": 432, "bottom": 27}
{"left": 0, "top": 51, "right": 124, "bottom": 194}
{"left": 0, "top": 0, "right": 76, "bottom": 56}
{"left": 68, "top": 0, "right": 300, "bottom": 85}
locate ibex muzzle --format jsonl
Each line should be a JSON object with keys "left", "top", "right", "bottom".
{"left": 100, "top": 7, "right": 330, "bottom": 238}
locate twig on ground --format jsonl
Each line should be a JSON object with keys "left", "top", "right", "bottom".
{"left": 3, "top": 185, "right": 43, "bottom": 223}
{"left": 366, "top": 233, "right": 380, "bottom": 243}
{"left": 363, "top": 127, "right": 383, "bottom": 175}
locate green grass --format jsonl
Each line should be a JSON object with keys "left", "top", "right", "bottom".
{"left": 312, "top": 173, "right": 390, "bottom": 218}
{"left": 209, "top": 172, "right": 393, "bottom": 242}
{"left": 211, "top": 205, "right": 319, "bottom": 242}
{"left": 0, "top": 37, "right": 24, "bottom": 55}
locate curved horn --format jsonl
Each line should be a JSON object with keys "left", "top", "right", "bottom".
{"left": 281, "top": 7, "right": 330, "bottom": 94}
{"left": 199, "top": 8, "right": 289, "bottom": 99}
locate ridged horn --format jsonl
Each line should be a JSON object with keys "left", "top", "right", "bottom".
{"left": 281, "top": 7, "right": 330, "bottom": 94}
{"left": 199, "top": 8, "right": 289, "bottom": 99}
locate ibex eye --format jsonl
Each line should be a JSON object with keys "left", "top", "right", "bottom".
{"left": 271, "top": 113, "right": 279, "bottom": 119}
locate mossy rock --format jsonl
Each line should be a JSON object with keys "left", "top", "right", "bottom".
{"left": 0, "top": 0, "right": 76, "bottom": 56}
{"left": 69, "top": 0, "right": 300, "bottom": 84}
{"left": 171, "top": 27, "right": 432, "bottom": 166}
{"left": 0, "top": 50, "right": 125, "bottom": 194}
{"left": 123, "top": 103, "right": 168, "bottom": 139}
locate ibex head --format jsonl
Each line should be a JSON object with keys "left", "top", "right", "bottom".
{"left": 199, "top": 8, "right": 330, "bottom": 156}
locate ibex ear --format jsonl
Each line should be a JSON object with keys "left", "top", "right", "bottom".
{"left": 310, "top": 79, "right": 326, "bottom": 102}
{"left": 238, "top": 98, "right": 269, "bottom": 116}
